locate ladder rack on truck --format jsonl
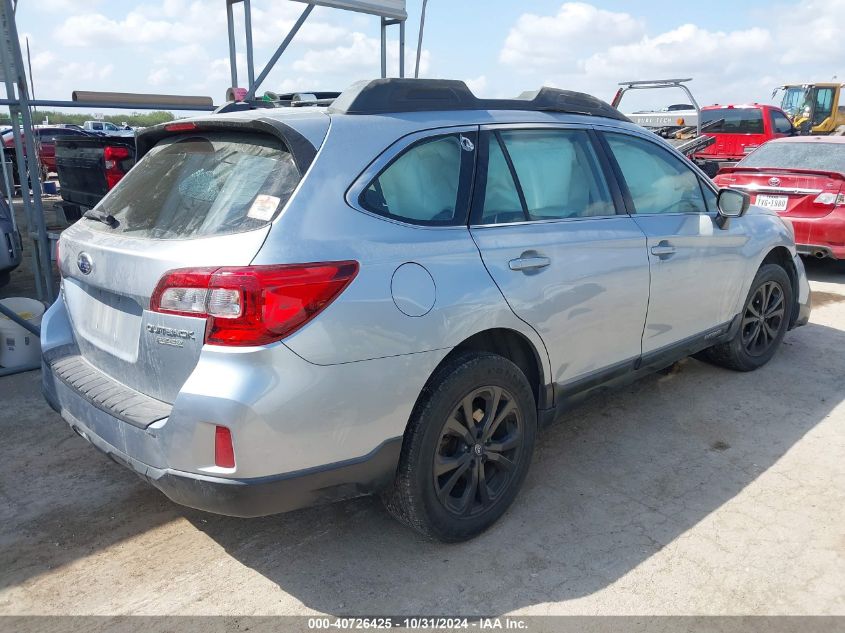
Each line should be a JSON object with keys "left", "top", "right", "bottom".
{"left": 611, "top": 78, "right": 721, "bottom": 174}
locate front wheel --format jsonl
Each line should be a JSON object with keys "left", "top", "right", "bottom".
{"left": 382, "top": 352, "right": 537, "bottom": 542}
{"left": 698, "top": 263, "right": 793, "bottom": 371}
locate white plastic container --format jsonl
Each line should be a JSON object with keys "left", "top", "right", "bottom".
{"left": 0, "top": 297, "right": 44, "bottom": 368}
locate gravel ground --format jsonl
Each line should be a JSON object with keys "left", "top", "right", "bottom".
{"left": 0, "top": 252, "right": 843, "bottom": 617}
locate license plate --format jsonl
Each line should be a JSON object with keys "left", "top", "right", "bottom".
{"left": 755, "top": 194, "right": 788, "bottom": 211}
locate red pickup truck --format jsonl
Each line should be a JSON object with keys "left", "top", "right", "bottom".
{"left": 694, "top": 104, "right": 795, "bottom": 173}
{"left": 2, "top": 125, "right": 94, "bottom": 181}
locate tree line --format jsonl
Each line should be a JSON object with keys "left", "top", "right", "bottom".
{"left": 0, "top": 110, "right": 176, "bottom": 127}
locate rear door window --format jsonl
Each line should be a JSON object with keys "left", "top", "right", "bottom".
{"left": 88, "top": 132, "right": 300, "bottom": 239}
{"left": 360, "top": 133, "right": 475, "bottom": 226}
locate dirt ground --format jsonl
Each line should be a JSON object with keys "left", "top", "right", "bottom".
{"left": 0, "top": 234, "right": 843, "bottom": 616}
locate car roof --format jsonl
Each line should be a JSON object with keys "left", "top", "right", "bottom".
{"left": 701, "top": 104, "right": 780, "bottom": 111}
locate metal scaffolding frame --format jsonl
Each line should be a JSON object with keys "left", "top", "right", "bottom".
{"left": 226, "top": 0, "right": 408, "bottom": 101}
{"left": 0, "top": 0, "right": 52, "bottom": 302}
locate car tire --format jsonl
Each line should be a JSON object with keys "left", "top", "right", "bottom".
{"left": 698, "top": 263, "right": 793, "bottom": 372}
{"left": 382, "top": 352, "right": 537, "bottom": 542}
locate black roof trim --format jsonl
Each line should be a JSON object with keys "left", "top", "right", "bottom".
{"left": 328, "top": 78, "right": 630, "bottom": 121}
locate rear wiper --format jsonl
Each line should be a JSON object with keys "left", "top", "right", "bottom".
{"left": 83, "top": 208, "right": 119, "bottom": 228}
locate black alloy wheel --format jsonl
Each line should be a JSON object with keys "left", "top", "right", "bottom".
{"left": 434, "top": 386, "right": 523, "bottom": 516}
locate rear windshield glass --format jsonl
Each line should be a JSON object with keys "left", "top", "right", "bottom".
{"left": 700, "top": 108, "right": 764, "bottom": 134}
{"left": 87, "top": 132, "right": 300, "bottom": 239}
{"left": 738, "top": 141, "right": 844, "bottom": 173}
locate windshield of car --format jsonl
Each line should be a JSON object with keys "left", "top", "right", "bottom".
{"left": 87, "top": 131, "right": 300, "bottom": 239}
{"left": 700, "top": 108, "right": 764, "bottom": 133}
{"left": 738, "top": 141, "right": 844, "bottom": 174}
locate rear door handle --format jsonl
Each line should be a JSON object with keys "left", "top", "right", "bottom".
{"left": 509, "top": 256, "right": 551, "bottom": 271}
{"left": 650, "top": 242, "right": 676, "bottom": 259}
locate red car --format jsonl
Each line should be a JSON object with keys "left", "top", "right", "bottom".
{"left": 694, "top": 104, "right": 794, "bottom": 171}
{"left": 714, "top": 136, "right": 845, "bottom": 260}
{"left": 2, "top": 126, "right": 92, "bottom": 178}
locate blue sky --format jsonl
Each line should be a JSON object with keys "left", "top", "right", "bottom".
{"left": 16, "top": 0, "right": 844, "bottom": 114}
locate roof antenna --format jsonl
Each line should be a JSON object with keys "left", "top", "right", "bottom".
{"left": 414, "top": 0, "right": 429, "bottom": 79}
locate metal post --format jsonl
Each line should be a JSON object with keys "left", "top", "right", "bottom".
{"left": 415, "top": 0, "right": 428, "bottom": 78}
{"left": 398, "top": 19, "right": 405, "bottom": 78}
{"left": 380, "top": 17, "right": 387, "bottom": 78}
{"left": 244, "top": 0, "right": 255, "bottom": 91}
{"left": 0, "top": 0, "right": 52, "bottom": 302}
{"left": 226, "top": 0, "right": 238, "bottom": 89}
{"left": 247, "top": 3, "right": 313, "bottom": 99}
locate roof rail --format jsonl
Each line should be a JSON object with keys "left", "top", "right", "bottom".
{"left": 328, "top": 78, "right": 630, "bottom": 121}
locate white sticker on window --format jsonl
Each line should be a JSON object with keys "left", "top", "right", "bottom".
{"left": 247, "top": 194, "right": 281, "bottom": 221}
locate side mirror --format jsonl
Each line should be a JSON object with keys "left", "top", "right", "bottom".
{"left": 716, "top": 188, "right": 750, "bottom": 226}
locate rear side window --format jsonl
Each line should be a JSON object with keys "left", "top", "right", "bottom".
{"left": 479, "top": 129, "right": 614, "bottom": 224}
{"left": 360, "top": 133, "right": 475, "bottom": 226}
{"left": 89, "top": 132, "right": 300, "bottom": 239}
{"left": 700, "top": 108, "right": 764, "bottom": 134}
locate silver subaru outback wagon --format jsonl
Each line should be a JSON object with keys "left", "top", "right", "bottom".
{"left": 42, "top": 79, "right": 811, "bottom": 541}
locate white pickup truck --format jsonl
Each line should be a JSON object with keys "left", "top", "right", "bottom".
{"left": 82, "top": 121, "right": 135, "bottom": 137}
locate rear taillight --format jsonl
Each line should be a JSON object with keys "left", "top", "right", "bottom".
{"left": 214, "top": 425, "right": 235, "bottom": 468}
{"left": 103, "top": 145, "right": 131, "bottom": 190}
{"left": 813, "top": 192, "right": 845, "bottom": 206}
{"left": 150, "top": 261, "right": 359, "bottom": 346}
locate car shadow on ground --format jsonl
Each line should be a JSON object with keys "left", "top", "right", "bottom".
{"left": 803, "top": 256, "right": 845, "bottom": 285}
{"left": 186, "top": 319, "right": 845, "bottom": 616}
{"left": 2, "top": 307, "right": 842, "bottom": 615}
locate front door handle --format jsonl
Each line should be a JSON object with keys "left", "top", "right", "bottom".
{"left": 650, "top": 241, "right": 676, "bottom": 259}
{"left": 509, "top": 256, "right": 551, "bottom": 271}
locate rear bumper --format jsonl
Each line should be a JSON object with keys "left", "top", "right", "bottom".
{"left": 789, "top": 214, "right": 845, "bottom": 259}
{"left": 42, "top": 371, "right": 401, "bottom": 517}
{"left": 792, "top": 252, "right": 812, "bottom": 329}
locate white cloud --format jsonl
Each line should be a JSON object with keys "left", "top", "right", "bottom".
{"left": 292, "top": 32, "right": 428, "bottom": 78}
{"left": 55, "top": 12, "right": 177, "bottom": 47}
{"left": 465, "top": 75, "right": 488, "bottom": 96}
{"left": 147, "top": 67, "right": 172, "bottom": 87}
{"left": 500, "top": 3, "right": 644, "bottom": 70}
{"left": 498, "top": 1, "right": 843, "bottom": 109}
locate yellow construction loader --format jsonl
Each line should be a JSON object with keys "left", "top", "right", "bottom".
{"left": 774, "top": 83, "right": 845, "bottom": 135}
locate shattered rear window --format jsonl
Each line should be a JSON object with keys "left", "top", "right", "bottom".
{"left": 88, "top": 132, "right": 300, "bottom": 239}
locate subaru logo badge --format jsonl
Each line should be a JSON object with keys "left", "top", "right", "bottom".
{"left": 77, "top": 252, "right": 93, "bottom": 275}
{"left": 768, "top": 177, "right": 781, "bottom": 187}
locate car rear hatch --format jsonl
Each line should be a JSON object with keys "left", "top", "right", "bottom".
{"left": 717, "top": 167, "right": 844, "bottom": 218}
{"left": 56, "top": 117, "right": 325, "bottom": 405}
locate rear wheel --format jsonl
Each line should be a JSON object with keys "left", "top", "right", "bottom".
{"left": 698, "top": 264, "right": 792, "bottom": 371}
{"left": 382, "top": 352, "right": 536, "bottom": 542}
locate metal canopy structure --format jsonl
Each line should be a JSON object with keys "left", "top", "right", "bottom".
{"left": 226, "top": 0, "right": 408, "bottom": 101}
{"left": 0, "top": 0, "right": 53, "bottom": 302}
